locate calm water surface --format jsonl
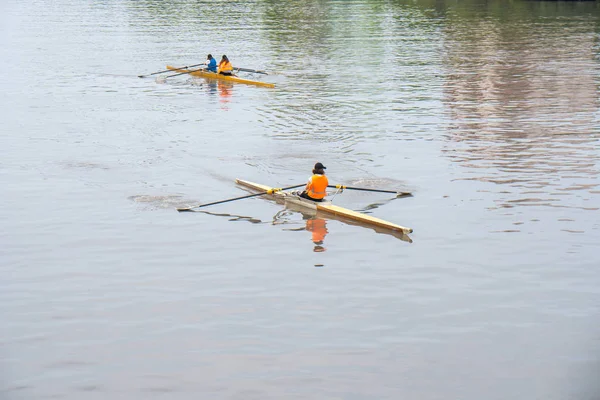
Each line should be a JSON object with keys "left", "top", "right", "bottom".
{"left": 2, "top": 0, "right": 600, "bottom": 399}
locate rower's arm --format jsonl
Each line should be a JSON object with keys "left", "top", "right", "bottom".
{"left": 305, "top": 177, "right": 312, "bottom": 191}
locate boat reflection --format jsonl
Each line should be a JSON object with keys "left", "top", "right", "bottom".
{"left": 276, "top": 201, "right": 413, "bottom": 244}
{"left": 188, "top": 201, "right": 412, "bottom": 244}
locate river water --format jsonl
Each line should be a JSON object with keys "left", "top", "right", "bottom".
{"left": 2, "top": 0, "right": 599, "bottom": 399}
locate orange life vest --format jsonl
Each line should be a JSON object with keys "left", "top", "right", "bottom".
{"left": 306, "top": 174, "right": 328, "bottom": 199}
{"left": 218, "top": 60, "right": 233, "bottom": 73}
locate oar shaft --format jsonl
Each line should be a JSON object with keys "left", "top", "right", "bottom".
{"left": 138, "top": 63, "right": 204, "bottom": 78}
{"left": 329, "top": 185, "right": 411, "bottom": 196}
{"left": 181, "top": 192, "right": 264, "bottom": 210}
{"left": 235, "top": 67, "right": 268, "bottom": 75}
{"left": 164, "top": 67, "right": 207, "bottom": 79}
{"left": 178, "top": 183, "right": 305, "bottom": 212}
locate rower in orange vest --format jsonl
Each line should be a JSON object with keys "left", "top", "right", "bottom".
{"left": 300, "top": 162, "right": 329, "bottom": 202}
{"left": 218, "top": 55, "right": 234, "bottom": 76}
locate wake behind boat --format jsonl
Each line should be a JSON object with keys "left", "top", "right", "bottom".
{"left": 166, "top": 65, "right": 275, "bottom": 88}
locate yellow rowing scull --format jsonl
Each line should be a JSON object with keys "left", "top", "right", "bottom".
{"left": 166, "top": 65, "right": 275, "bottom": 88}
{"left": 235, "top": 179, "right": 413, "bottom": 236}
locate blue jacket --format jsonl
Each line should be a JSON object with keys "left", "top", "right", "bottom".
{"left": 206, "top": 58, "right": 217, "bottom": 72}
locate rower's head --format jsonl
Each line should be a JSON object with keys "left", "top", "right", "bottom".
{"left": 313, "top": 162, "right": 326, "bottom": 175}
{"left": 207, "top": 54, "right": 213, "bottom": 60}
{"left": 221, "top": 55, "right": 229, "bottom": 62}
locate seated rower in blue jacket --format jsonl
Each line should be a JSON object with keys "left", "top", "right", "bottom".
{"left": 205, "top": 54, "right": 217, "bottom": 73}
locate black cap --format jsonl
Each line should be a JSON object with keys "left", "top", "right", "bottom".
{"left": 314, "top": 162, "right": 326, "bottom": 170}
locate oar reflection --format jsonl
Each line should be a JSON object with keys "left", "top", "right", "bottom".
{"left": 185, "top": 209, "right": 263, "bottom": 224}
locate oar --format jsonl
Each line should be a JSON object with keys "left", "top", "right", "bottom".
{"left": 164, "top": 67, "right": 208, "bottom": 79}
{"left": 138, "top": 63, "right": 204, "bottom": 78}
{"left": 177, "top": 184, "right": 306, "bottom": 212}
{"left": 328, "top": 185, "right": 412, "bottom": 197}
{"left": 234, "top": 67, "right": 269, "bottom": 75}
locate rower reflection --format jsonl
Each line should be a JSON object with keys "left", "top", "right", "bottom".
{"left": 273, "top": 210, "right": 328, "bottom": 251}
{"left": 218, "top": 80, "right": 232, "bottom": 103}
{"left": 306, "top": 217, "right": 328, "bottom": 252}
{"left": 207, "top": 80, "right": 217, "bottom": 95}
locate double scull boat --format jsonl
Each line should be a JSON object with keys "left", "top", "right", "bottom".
{"left": 235, "top": 179, "right": 413, "bottom": 236}
{"left": 166, "top": 66, "right": 275, "bottom": 88}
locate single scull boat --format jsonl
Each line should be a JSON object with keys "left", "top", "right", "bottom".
{"left": 235, "top": 179, "right": 413, "bottom": 235}
{"left": 166, "top": 65, "right": 275, "bottom": 88}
